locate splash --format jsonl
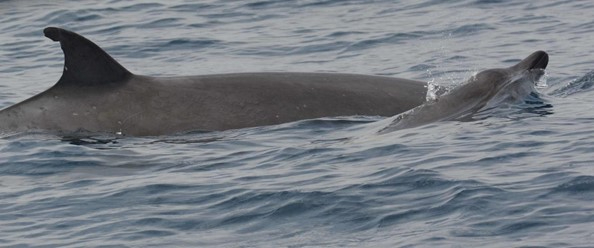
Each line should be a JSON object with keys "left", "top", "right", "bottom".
{"left": 425, "top": 78, "right": 439, "bottom": 102}
{"left": 424, "top": 69, "right": 478, "bottom": 102}
{"left": 535, "top": 69, "right": 548, "bottom": 89}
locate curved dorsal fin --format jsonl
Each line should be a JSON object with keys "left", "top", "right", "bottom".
{"left": 43, "top": 27, "right": 132, "bottom": 87}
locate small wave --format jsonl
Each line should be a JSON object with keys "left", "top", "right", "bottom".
{"left": 449, "top": 23, "right": 495, "bottom": 37}
{"left": 244, "top": 0, "right": 291, "bottom": 9}
{"left": 342, "top": 32, "right": 423, "bottom": 53}
{"left": 454, "top": 220, "right": 551, "bottom": 237}
{"left": 326, "top": 31, "right": 367, "bottom": 38}
{"left": 552, "top": 175, "right": 594, "bottom": 195}
{"left": 169, "top": 3, "right": 219, "bottom": 12}
{"left": 550, "top": 70, "right": 594, "bottom": 96}
{"left": 137, "top": 39, "right": 223, "bottom": 54}
{"left": 117, "top": 3, "right": 164, "bottom": 12}
{"left": 36, "top": 10, "right": 104, "bottom": 24}
{"left": 138, "top": 18, "right": 182, "bottom": 29}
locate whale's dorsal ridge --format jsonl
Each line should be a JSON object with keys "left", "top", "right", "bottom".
{"left": 44, "top": 27, "right": 132, "bottom": 87}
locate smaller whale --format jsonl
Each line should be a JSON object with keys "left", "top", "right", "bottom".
{"left": 0, "top": 27, "right": 428, "bottom": 136}
{"left": 379, "top": 50, "right": 549, "bottom": 133}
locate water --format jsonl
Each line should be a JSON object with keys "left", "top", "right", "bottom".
{"left": 1, "top": 0, "right": 594, "bottom": 247}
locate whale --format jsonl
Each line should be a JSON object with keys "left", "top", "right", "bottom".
{"left": 0, "top": 27, "right": 428, "bottom": 136}
{"left": 378, "top": 50, "right": 549, "bottom": 133}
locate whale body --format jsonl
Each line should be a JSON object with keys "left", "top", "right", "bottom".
{"left": 0, "top": 27, "right": 428, "bottom": 136}
{"left": 379, "top": 50, "right": 549, "bottom": 133}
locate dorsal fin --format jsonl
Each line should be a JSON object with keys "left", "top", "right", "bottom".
{"left": 43, "top": 27, "right": 132, "bottom": 87}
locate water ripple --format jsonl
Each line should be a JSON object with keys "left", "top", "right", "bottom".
{"left": 2, "top": 0, "right": 594, "bottom": 247}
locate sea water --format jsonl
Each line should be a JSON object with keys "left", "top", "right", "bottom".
{"left": 1, "top": 1, "right": 594, "bottom": 247}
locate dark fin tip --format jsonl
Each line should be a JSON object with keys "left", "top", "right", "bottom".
{"left": 44, "top": 27, "right": 133, "bottom": 87}
{"left": 43, "top": 27, "right": 62, "bottom": 42}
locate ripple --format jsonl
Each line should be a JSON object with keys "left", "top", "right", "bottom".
{"left": 552, "top": 176, "right": 594, "bottom": 195}
{"left": 551, "top": 70, "right": 594, "bottom": 96}
{"left": 2, "top": 0, "right": 594, "bottom": 247}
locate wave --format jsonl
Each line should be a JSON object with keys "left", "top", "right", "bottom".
{"left": 550, "top": 70, "right": 594, "bottom": 97}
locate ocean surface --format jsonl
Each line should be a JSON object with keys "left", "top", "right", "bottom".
{"left": 1, "top": 0, "right": 594, "bottom": 247}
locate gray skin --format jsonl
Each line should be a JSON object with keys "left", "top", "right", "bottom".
{"left": 379, "top": 50, "right": 549, "bottom": 133}
{"left": 0, "top": 27, "right": 428, "bottom": 136}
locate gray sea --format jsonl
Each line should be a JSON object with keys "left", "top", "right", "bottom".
{"left": 1, "top": 0, "right": 594, "bottom": 247}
